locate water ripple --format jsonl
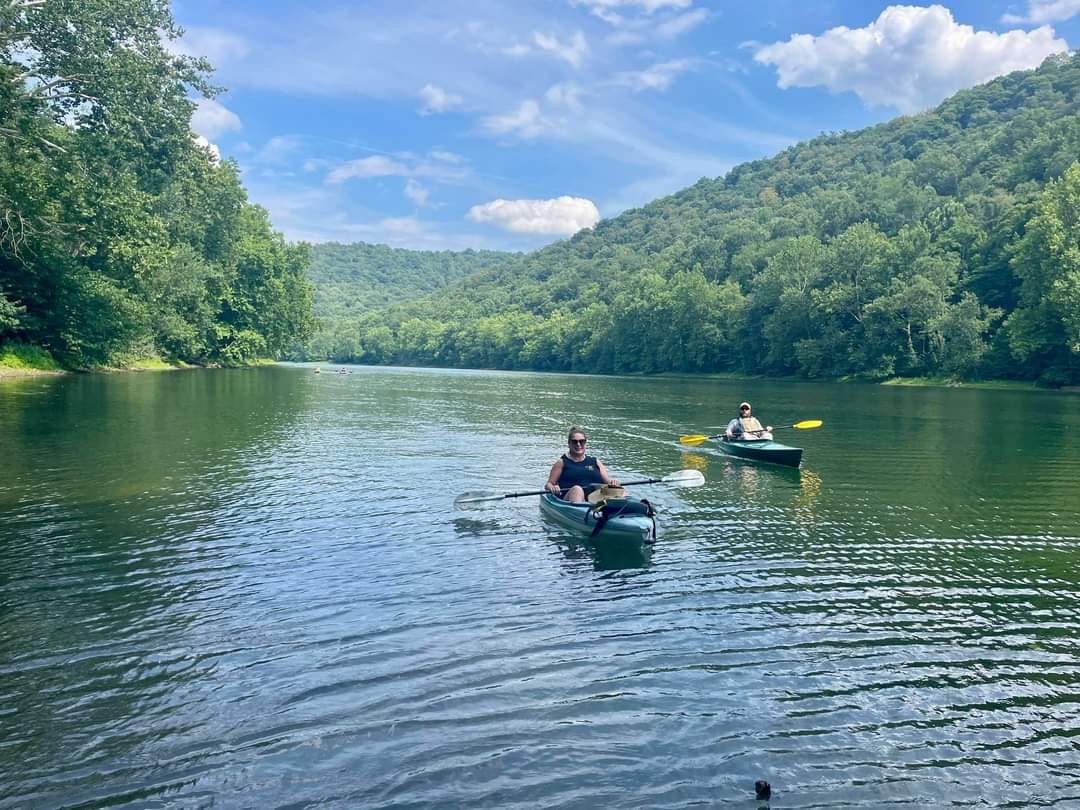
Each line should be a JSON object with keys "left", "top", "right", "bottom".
{"left": 2, "top": 367, "right": 1079, "bottom": 807}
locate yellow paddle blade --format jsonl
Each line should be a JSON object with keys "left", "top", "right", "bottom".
{"left": 793, "top": 419, "right": 823, "bottom": 429}
{"left": 679, "top": 434, "right": 710, "bottom": 446}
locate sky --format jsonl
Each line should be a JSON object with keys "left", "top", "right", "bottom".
{"left": 173, "top": 0, "right": 1080, "bottom": 252}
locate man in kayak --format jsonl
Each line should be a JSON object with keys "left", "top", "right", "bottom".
{"left": 544, "top": 427, "right": 620, "bottom": 502}
{"left": 724, "top": 402, "right": 773, "bottom": 440}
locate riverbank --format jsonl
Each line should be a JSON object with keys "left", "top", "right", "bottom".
{"left": 652, "top": 369, "right": 1062, "bottom": 392}
{"left": 0, "top": 343, "right": 64, "bottom": 378}
{"left": 879, "top": 376, "right": 1050, "bottom": 391}
{"left": 0, "top": 342, "right": 283, "bottom": 380}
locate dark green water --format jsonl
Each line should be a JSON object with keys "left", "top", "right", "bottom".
{"left": 2, "top": 366, "right": 1079, "bottom": 808}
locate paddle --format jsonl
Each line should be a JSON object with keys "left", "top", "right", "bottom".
{"left": 679, "top": 419, "right": 823, "bottom": 446}
{"left": 454, "top": 469, "right": 706, "bottom": 509}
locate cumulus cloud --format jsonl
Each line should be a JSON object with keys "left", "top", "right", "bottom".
{"left": 753, "top": 4, "right": 1068, "bottom": 113}
{"left": 467, "top": 196, "right": 600, "bottom": 235}
{"left": 533, "top": 30, "right": 589, "bottom": 67}
{"left": 193, "top": 135, "right": 220, "bottom": 162}
{"left": 172, "top": 26, "right": 250, "bottom": 64}
{"left": 419, "top": 83, "right": 463, "bottom": 115}
{"left": 481, "top": 84, "right": 586, "bottom": 140}
{"left": 405, "top": 178, "right": 430, "bottom": 206}
{"left": 614, "top": 59, "right": 694, "bottom": 91}
{"left": 1002, "top": 0, "right": 1080, "bottom": 24}
{"left": 190, "top": 99, "right": 241, "bottom": 139}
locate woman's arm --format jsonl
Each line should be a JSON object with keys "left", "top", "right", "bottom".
{"left": 545, "top": 459, "right": 564, "bottom": 493}
{"left": 597, "top": 460, "right": 619, "bottom": 487}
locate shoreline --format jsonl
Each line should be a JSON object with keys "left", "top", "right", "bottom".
{"left": 0, "top": 359, "right": 272, "bottom": 380}
{"left": 3, "top": 358, "right": 1075, "bottom": 393}
{"left": 0, "top": 367, "right": 67, "bottom": 379}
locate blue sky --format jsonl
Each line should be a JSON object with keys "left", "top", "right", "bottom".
{"left": 174, "top": 0, "right": 1080, "bottom": 252}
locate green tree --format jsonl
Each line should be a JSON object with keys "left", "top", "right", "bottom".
{"left": 1005, "top": 161, "right": 1080, "bottom": 380}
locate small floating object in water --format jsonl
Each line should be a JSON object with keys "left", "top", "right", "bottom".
{"left": 755, "top": 780, "right": 771, "bottom": 800}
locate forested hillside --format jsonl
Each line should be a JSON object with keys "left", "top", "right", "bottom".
{"left": 0, "top": 0, "right": 313, "bottom": 369}
{"left": 325, "top": 53, "right": 1080, "bottom": 385}
{"left": 299, "top": 243, "right": 513, "bottom": 360}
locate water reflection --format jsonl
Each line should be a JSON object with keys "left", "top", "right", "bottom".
{"left": 4, "top": 365, "right": 1080, "bottom": 808}
{"left": 678, "top": 451, "right": 710, "bottom": 474}
{"left": 551, "top": 535, "right": 652, "bottom": 572}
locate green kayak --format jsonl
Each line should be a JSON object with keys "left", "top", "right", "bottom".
{"left": 539, "top": 493, "right": 656, "bottom": 545}
{"left": 717, "top": 438, "right": 802, "bottom": 468}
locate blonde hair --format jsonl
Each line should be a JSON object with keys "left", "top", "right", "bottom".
{"left": 567, "top": 426, "right": 587, "bottom": 441}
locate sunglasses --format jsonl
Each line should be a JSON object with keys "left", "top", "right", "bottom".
{"left": 569, "top": 438, "right": 587, "bottom": 445}
{"left": 740, "top": 406, "right": 750, "bottom": 411}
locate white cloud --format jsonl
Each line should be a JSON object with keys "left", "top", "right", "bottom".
{"left": 467, "top": 196, "right": 600, "bottom": 235}
{"left": 614, "top": 59, "right": 693, "bottom": 91}
{"left": 753, "top": 4, "right": 1068, "bottom": 113}
{"left": 190, "top": 99, "right": 241, "bottom": 139}
{"left": 574, "top": 0, "right": 693, "bottom": 16}
{"left": 533, "top": 30, "right": 589, "bottom": 67}
{"left": 481, "top": 100, "right": 550, "bottom": 138}
{"left": 327, "top": 155, "right": 410, "bottom": 183}
{"left": 325, "top": 153, "right": 470, "bottom": 184}
{"left": 405, "top": 178, "right": 430, "bottom": 206}
{"left": 1002, "top": 0, "right": 1080, "bottom": 23}
{"left": 430, "top": 150, "right": 466, "bottom": 163}
{"left": 419, "top": 83, "right": 463, "bottom": 115}
{"left": 193, "top": 134, "right": 221, "bottom": 162}
{"left": 656, "top": 8, "right": 709, "bottom": 38}
{"left": 173, "top": 26, "right": 250, "bottom": 64}
{"left": 477, "top": 85, "right": 585, "bottom": 142}
{"left": 545, "top": 81, "right": 585, "bottom": 109}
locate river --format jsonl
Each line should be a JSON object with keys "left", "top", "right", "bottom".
{"left": 1, "top": 365, "right": 1078, "bottom": 808}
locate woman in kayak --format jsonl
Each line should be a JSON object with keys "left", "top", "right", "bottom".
{"left": 545, "top": 427, "right": 620, "bottom": 502}
{"left": 724, "top": 402, "right": 773, "bottom": 440}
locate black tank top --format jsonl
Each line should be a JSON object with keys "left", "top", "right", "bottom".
{"left": 557, "top": 454, "right": 603, "bottom": 491}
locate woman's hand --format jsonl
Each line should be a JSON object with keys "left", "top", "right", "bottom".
{"left": 608, "top": 478, "right": 620, "bottom": 487}
{"left": 545, "top": 481, "right": 561, "bottom": 494}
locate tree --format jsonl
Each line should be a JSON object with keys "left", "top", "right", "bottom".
{"left": 1005, "top": 161, "right": 1080, "bottom": 381}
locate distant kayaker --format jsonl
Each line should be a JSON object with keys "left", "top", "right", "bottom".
{"left": 545, "top": 427, "right": 620, "bottom": 503}
{"left": 724, "top": 402, "right": 773, "bottom": 440}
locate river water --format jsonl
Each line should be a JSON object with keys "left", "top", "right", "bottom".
{"left": 2, "top": 365, "right": 1079, "bottom": 808}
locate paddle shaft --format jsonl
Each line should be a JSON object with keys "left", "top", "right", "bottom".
{"left": 496, "top": 476, "right": 666, "bottom": 501}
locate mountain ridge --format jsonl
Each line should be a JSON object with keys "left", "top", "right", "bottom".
{"left": 302, "top": 53, "right": 1080, "bottom": 385}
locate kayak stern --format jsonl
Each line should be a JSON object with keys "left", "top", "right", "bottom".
{"left": 539, "top": 493, "right": 655, "bottom": 545}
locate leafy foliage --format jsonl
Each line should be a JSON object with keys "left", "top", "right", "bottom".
{"left": 0, "top": 0, "right": 313, "bottom": 367}
{"left": 313, "top": 53, "right": 1080, "bottom": 385}
{"left": 295, "top": 242, "right": 513, "bottom": 360}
